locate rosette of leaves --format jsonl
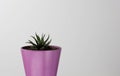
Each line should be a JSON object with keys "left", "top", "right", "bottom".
{"left": 26, "top": 33, "right": 52, "bottom": 50}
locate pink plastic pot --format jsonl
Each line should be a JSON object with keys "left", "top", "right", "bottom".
{"left": 21, "top": 45, "right": 61, "bottom": 76}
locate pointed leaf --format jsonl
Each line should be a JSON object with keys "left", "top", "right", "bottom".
{"left": 35, "top": 33, "right": 42, "bottom": 45}
{"left": 35, "top": 33, "right": 41, "bottom": 42}
{"left": 41, "top": 34, "right": 45, "bottom": 45}
{"left": 45, "top": 39, "right": 52, "bottom": 47}
{"left": 31, "top": 36, "right": 39, "bottom": 45}
{"left": 27, "top": 40, "right": 37, "bottom": 47}
{"left": 44, "top": 35, "right": 50, "bottom": 44}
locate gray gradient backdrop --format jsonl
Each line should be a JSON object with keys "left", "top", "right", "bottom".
{"left": 0, "top": 0, "right": 120, "bottom": 76}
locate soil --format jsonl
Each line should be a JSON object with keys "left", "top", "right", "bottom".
{"left": 22, "top": 46, "right": 57, "bottom": 51}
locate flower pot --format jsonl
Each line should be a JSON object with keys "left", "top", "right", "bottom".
{"left": 21, "top": 45, "right": 61, "bottom": 76}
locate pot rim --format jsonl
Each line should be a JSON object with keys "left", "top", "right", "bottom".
{"left": 21, "top": 45, "right": 61, "bottom": 52}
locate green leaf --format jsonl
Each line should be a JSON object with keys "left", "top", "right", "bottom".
{"left": 26, "top": 33, "right": 52, "bottom": 50}
{"left": 40, "top": 34, "right": 45, "bottom": 45}
{"left": 27, "top": 40, "right": 37, "bottom": 47}
{"left": 45, "top": 39, "right": 52, "bottom": 47}
{"left": 44, "top": 35, "right": 50, "bottom": 44}
{"left": 31, "top": 36, "right": 39, "bottom": 45}
{"left": 41, "top": 34, "right": 45, "bottom": 41}
{"left": 35, "top": 33, "right": 41, "bottom": 42}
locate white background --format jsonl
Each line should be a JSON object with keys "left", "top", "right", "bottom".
{"left": 0, "top": 0, "right": 120, "bottom": 76}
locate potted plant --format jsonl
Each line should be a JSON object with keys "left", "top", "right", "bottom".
{"left": 21, "top": 33, "right": 61, "bottom": 76}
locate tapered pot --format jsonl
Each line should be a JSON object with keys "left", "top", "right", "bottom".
{"left": 21, "top": 45, "right": 61, "bottom": 76}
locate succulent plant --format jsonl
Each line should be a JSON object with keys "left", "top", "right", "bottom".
{"left": 26, "top": 33, "right": 52, "bottom": 50}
